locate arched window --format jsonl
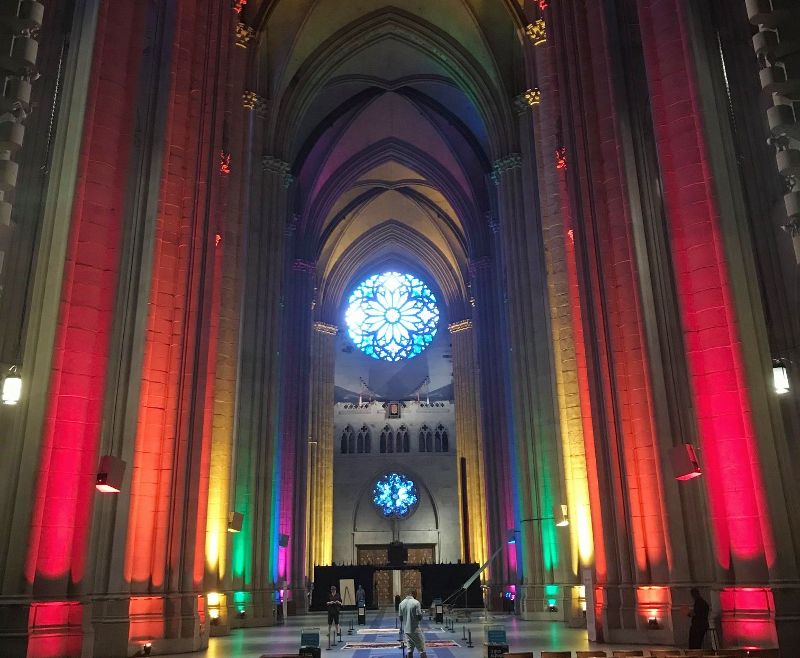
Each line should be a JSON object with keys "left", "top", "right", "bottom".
{"left": 341, "top": 426, "right": 355, "bottom": 454}
{"left": 435, "top": 424, "right": 448, "bottom": 452}
{"left": 397, "top": 425, "right": 409, "bottom": 453}
{"left": 380, "top": 425, "right": 393, "bottom": 453}
{"left": 419, "top": 425, "right": 432, "bottom": 452}
{"left": 358, "top": 425, "right": 371, "bottom": 454}
{"left": 357, "top": 433, "right": 364, "bottom": 454}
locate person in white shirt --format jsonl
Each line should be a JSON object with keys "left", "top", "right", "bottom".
{"left": 398, "top": 590, "right": 427, "bottom": 658}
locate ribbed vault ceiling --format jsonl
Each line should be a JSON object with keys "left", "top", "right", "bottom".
{"left": 246, "top": 0, "right": 525, "bottom": 325}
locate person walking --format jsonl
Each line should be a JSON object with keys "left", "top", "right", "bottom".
{"left": 398, "top": 590, "right": 427, "bottom": 658}
{"left": 327, "top": 585, "right": 343, "bottom": 637}
{"left": 688, "top": 587, "right": 710, "bottom": 649}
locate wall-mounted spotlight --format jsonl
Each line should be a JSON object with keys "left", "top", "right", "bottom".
{"left": 228, "top": 511, "right": 244, "bottom": 533}
{"left": 555, "top": 504, "right": 569, "bottom": 527}
{"left": 96, "top": 455, "right": 126, "bottom": 493}
{"left": 670, "top": 443, "right": 702, "bottom": 481}
{"left": 647, "top": 616, "right": 660, "bottom": 629}
{"left": 506, "top": 529, "right": 517, "bottom": 545}
{"left": 278, "top": 533, "right": 290, "bottom": 548}
{"left": 773, "top": 359, "right": 790, "bottom": 395}
{"left": 1, "top": 365, "right": 22, "bottom": 405}
{"left": 138, "top": 642, "right": 152, "bottom": 657}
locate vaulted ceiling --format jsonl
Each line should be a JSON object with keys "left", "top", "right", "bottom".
{"left": 245, "top": 0, "right": 527, "bottom": 322}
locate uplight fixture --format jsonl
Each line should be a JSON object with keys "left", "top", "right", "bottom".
{"left": 556, "top": 504, "right": 570, "bottom": 527}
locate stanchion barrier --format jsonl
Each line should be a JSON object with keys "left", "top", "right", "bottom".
{"left": 462, "top": 625, "right": 467, "bottom": 641}
{"left": 467, "top": 630, "right": 474, "bottom": 648}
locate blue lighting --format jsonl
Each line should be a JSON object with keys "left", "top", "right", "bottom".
{"left": 372, "top": 472, "right": 419, "bottom": 518}
{"left": 345, "top": 272, "right": 439, "bottom": 362}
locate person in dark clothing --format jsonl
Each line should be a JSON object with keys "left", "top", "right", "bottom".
{"left": 327, "top": 585, "right": 342, "bottom": 635}
{"left": 688, "top": 587, "right": 710, "bottom": 649}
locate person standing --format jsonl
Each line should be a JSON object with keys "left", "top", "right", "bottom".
{"left": 327, "top": 585, "right": 343, "bottom": 636}
{"left": 688, "top": 587, "right": 710, "bottom": 649}
{"left": 398, "top": 590, "right": 427, "bottom": 658}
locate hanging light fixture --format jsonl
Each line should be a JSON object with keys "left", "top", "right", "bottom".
{"left": 556, "top": 504, "right": 570, "bottom": 527}
{"left": 1, "top": 365, "right": 22, "bottom": 405}
{"left": 773, "top": 359, "right": 790, "bottom": 395}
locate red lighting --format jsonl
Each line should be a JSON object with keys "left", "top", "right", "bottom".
{"left": 538, "top": 0, "right": 550, "bottom": 9}
{"left": 233, "top": 0, "right": 247, "bottom": 13}
{"left": 220, "top": 151, "right": 231, "bottom": 174}
{"left": 555, "top": 146, "right": 567, "bottom": 170}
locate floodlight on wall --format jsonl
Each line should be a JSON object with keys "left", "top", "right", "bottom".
{"left": 207, "top": 592, "right": 221, "bottom": 625}
{"left": 1, "top": 365, "right": 22, "bottom": 405}
{"left": 670, "top": 443, "right": 702, "bottom": 481}
{"left": 647, "top": 616, "right": 659, "bottom": 629}
{"left": 228, "top": 511, "right": 243, "bottom": 533}
{"left": 506, "top": 529, "right": 517, "bottom": 544}
{"left": 555, "top": 504, "right": 570, "bottom": 527}
{"left": 773, "top": 359, "right": 790, "bottom": 394}
{"left": 279, "top": 533, "right": 290, "bottom": 547}
{"left": 95, "top": 455, "right": 126, "bottom": 493}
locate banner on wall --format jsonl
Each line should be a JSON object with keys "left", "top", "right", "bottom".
{"left": 340, "top": 578, "right": 356, "bottom": 606}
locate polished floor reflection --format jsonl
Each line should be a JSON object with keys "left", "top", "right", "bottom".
{"left": 160, "top": 611, "right": 674, "bottom": 658}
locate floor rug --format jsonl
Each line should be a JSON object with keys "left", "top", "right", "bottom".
{"left": 342, "top": 640, "right": 460, "bottom": 649}
{"left": 356, "top": 629, "right": 401, "bottom": 635}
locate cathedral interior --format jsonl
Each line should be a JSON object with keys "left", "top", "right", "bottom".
{"left": 0, "top": 0, "right": 799, "bottom": 656}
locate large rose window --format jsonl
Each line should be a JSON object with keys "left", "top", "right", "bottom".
{"left": 344, "top": 272, "right": 439, "bottom": 362}
{"left": 372, "top": 472, "right": 419, "bottom": 519}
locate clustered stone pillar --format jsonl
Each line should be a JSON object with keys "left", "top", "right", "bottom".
{"left": 278, "top": 257, "right": 317, "bottom": 603}
{"left": 449, "top": 320, "right": 489, "bottom": 567}
{"left": 306, "top": 321, "right": 338, "bottom": 577}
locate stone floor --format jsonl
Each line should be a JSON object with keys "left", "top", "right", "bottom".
{"left": 159, "top": 610, "right": 674, "bottom": 658}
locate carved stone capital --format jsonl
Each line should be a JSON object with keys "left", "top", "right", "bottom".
{"left": 292, "top": 258, "right": 316, "bottom": 274}
{"left": 262, "top": 156, "right": 294, "bottom": 188}
{"left": 448, "top": 319, "right": 473, "bottom": 334}
{"left": 513, "top": 88, "right": 540, "bottom": 114}
{"left": 525, "top": 19, "right": 547, "bottom": 46}
{"left": 490, "top": 153, "right": 522, "bottom": 185}
{"left": 314, "top": 321, "right": 338, "bottom": 336}
{"left": 235, "top": 22, "right": 256, "bottom": 48}
{"left": 242, "top": 90, "right": 267, "bottom": 115}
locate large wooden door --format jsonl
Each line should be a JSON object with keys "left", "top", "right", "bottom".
{"left": 400, "top": 569, "right": 422, "bottom": 601}
{"left": 373, "top": 570, "right": 393, "bottom": 607}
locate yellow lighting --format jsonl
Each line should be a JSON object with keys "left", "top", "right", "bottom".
{"left": 526, "top": 19, "right": 547, "bottom": 46}
{"left": 209, "top": 608, "right": 220, "bottom": 620}
{"left": 207, "top": 592, "right": 221, "bottom": 607}
{"left": 524, "top": 88, "right": 541, "bottom": 106}
{"left": 556, "top": 504, "right": 570, "bottom": 526}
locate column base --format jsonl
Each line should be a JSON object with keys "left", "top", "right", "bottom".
{"left": 127, "top": 594, "right": 208, "bottom": 656}
{"left": 0, "top": 598, "right": 91, "bottom": 658}
{"left": 228, "top": 588, "right": 276, "bottom": 629}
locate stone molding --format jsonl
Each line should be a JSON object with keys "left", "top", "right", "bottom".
{"left": 525, "top": 19, "right": 547, "bottom": 46}
{"left": 242, "top": 90, "right": 267, "bottom": 115}
{"left": 292, "top": 258, "right": 316, "bottom": 274}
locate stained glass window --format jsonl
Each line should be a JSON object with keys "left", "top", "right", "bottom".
{"left": 372, "top": 472, "right": 419, "bottom": 519}
{"left": 345, "top": 271, "right": 439, "bottom": 362}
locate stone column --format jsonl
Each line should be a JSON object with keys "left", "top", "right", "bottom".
{"left": 449, "top": 320, "right": 489, "bottom": 567}
{"left": 491, "top": 142, "right": 569, "bottom": 620}
{"left": 278, "top": 258, "right": 316, "bottom": 605}
{"left": 469, "top": 256, "right": 515, "bottom": 606}
{"left": 306, "top": 322, "right": 337, "bottom": 580}
{"left": 230, "top": 149, "right": 292, "bottom": 626}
